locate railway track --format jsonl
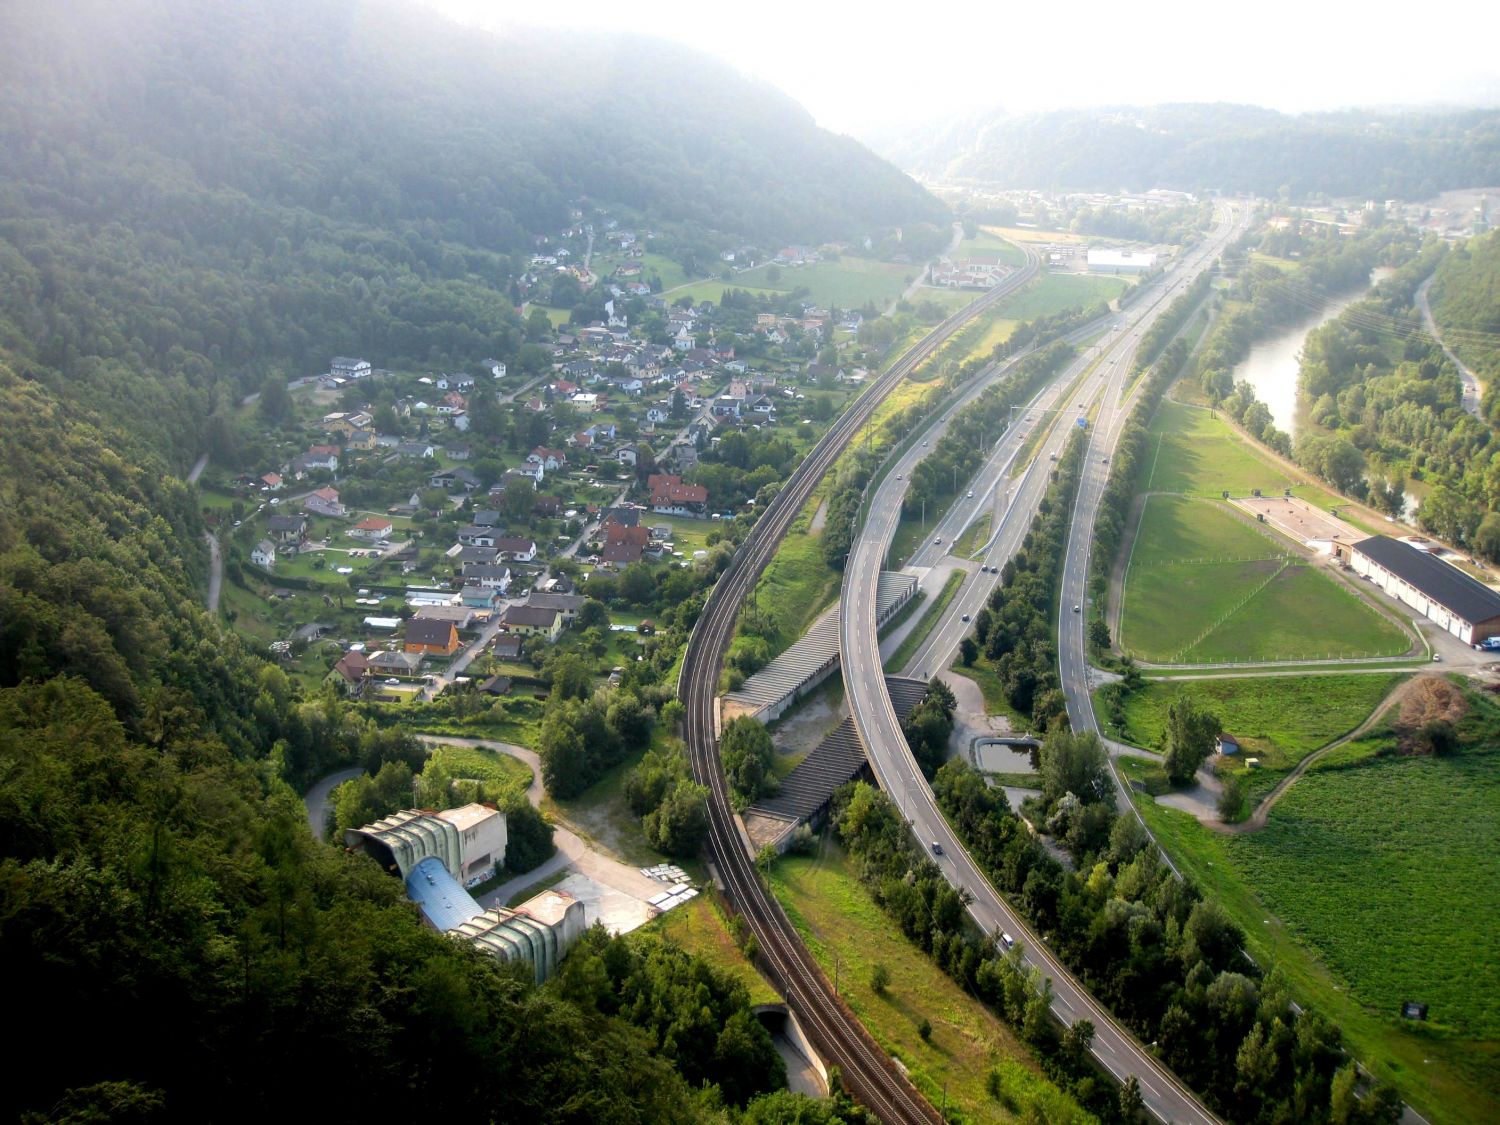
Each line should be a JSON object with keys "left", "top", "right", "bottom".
{"left": 678, "top": 251, "right": 1038, "bottom": 1122}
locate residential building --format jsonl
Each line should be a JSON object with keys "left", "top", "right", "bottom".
{"left": 503, "top": 604, "right": 562, "bottom": 641}
{"left": 251, "top": 540, "right": 277, "bottom": 569}
{"left": 303, "top": 487, "right": 345, "bottom": 518}
{"left": 350, "top": 517, "right": 393, "bottom": 541}
{"left": 328, "top": 650, "right": 369, "bottom": 696}
{"left": 330, "top": 356, "right": 372, "bottom": 379}
{"left": 404, "top": 619, "right": 461, "bottom": 656}
{"left": 648, "top": 473, "right": 709, "bottom": 517}
{"left": 525, "top": 592, "right": 587, "bottom": 623}
{"left": 267, "top": 513, "right": 308, "bottom": 546}
{"left": 368, "top": 650, "right": 425, "bottom": 677}
{"left": 599, "top": 541, "right": 643, "bottom": 567}
{"left": 493, "top": 537, "right": 538, "bottom": 563}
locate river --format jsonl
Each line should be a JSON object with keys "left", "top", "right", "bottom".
{"left": 1233, "top": 268, "right": 1393, "bottom": 438}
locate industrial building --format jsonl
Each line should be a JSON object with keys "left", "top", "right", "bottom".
{"left": 1350, "top": 535, "right": 1500, "bottom": 645}
{"left": 1086, "top": 248, "right": 1158, "bottom": 274}
{"left": 347, "top": 803, "right": 585, "bottom": 982}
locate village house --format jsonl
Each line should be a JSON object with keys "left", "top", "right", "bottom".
{"left": 303, "top": 487, "right": 345, "bottom": 518}
{"left": 493, "top": 537, "right": 538, "bottom": 563}
{"left": 599, "top": 540, "right": 644, "bottom": 568}
{"left": 260, "top": 472, "right": 284, "bottom": 492}
{"left": 330, "top": 357, "right": 372, "bottom": 380}
{"left": 368, "top": 650, "right": 425, "bottom": 678}
{"left": 461, "top": 563, "right": 512, "bottom": 591}
{"left": 251, "top": 540, "right": 277, "bottom": 569}
{"left": 328, "top": 650, "right": 369, "bottom": 697}
{"left": 430, "top": 467, "right": 480, "bottom": 493}
{"left": 267, "top": 513, "right": 308, "bottom": 547}
{"left": 648, "top": 473, "right": 709, "bottom": 517}
{"left": 404, "top": 619, "right": 461, "bottom": 657}
{"left": 525, "top": 592, "right": 587, "bottom": 624}
{"left": 491, "top": 635, "right": 524, "bottom": 661}
{"left": 460, "top": 584, "right": 504, "bottom": 610}
{"left": 502, "top": 604, "right": 562, "bottom": 642}
{"left": 349, "top": 517, "right": 393, "bottom": 542}
{"left": 528, "top": 447, "right": 568, "bottom": 472}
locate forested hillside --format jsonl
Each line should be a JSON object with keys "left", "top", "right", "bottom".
{"left": 0, "top": 2, "right": 947, "bottom": 1117}
{"left": 0, "top": 0, "right": 945, "bottom": 468}
{"left": 869, "top": 103, "right": 1500, "bottom": 198}
{"left": 1430, "top": 228, "right": 1500, "bottom": 384}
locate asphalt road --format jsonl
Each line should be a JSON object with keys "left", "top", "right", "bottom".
{"left": 839, "top": 203, "right": 1248, "bottom": 1125}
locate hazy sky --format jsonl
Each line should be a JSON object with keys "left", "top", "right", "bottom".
{"left": 423, "top": 0, "right": 1499, "bottom": 136}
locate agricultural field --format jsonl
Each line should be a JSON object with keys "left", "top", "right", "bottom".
{"left": 1132, "top": 716, "right": 1500, "bottom": 1125}
{"left": 670, "top": 256, "right": 916, "bottom": 310}
{"left": 953, "top": 230, "right": 1028, "bottom": 266}
{"left": 770, "top": 841, "right": 1092, "bottom": 1124}
{"left": 992, "top": 273, "right": 1126, "bottom": 321}
{"left": 589, "top": 250, "right": 692, "bottom": 292}
{"left": 1099, "top": 672, "right": 1405, "bottom": 800}
{"left": 1118, "top": 495, "right": 1409, "bottom": 663}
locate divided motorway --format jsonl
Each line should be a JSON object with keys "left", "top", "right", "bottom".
{"left": 678, "top": 248, "right": 1040, "bottom": 1124}
{"left": 839, "top": 205, "right": 1247, "bottom": 1124}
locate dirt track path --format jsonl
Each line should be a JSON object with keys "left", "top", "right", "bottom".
{"left": 1216, "top": 676, "right": 1416, "bottom": 834}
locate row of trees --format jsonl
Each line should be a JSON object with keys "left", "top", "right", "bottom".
{"left": 932, "top": 757, "right": 1403, "bottom": 1125}
{"left": 967, "top": 431, "right": 1086, "bottom": 727}
{"left": 833, "top": 781, "right": 1138, "bottom": 1123}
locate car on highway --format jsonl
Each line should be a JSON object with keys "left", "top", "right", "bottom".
{"left": 1072, "top": 604, "right": 1080, "bottom": 613}
{"left": 930, "top": 841, "right": 943, "bottom": 856}
{"left": 921, "top": 440, "right": 928, "bottom": 447}
{"left": 961, "top": 613, "right": 970, "bottom": 623}
{"left": 1000, "top": 931, "right": 1015, "bottom": 949}
{"left": 933, "top": 536, "right": 942, "bottom": 545}
{"left": 966, "top": 490, "right": 974, "bottom": 498}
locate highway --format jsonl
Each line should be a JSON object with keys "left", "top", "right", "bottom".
{"left": 839, "top": 204, "right": 1246, "bottom": 1124}
{"left": 677, "top": 250, "right": 1040, "bottom": 1123}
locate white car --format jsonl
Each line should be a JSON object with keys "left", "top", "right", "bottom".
{"left": 966, "top": 490, "right": 974, "bottom": 498}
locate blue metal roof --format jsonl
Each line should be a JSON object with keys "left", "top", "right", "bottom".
{"left": 405, "top": 856, "right": 483, "bottom": 932}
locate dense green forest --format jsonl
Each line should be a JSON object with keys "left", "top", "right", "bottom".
{"left": 1429, "top": 228, "right": 1500, "bottom": 385}
{"left": 870, "top": 103, "right": 1500, "bottom": 199}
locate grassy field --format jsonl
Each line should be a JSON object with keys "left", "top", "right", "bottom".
{"left": 670, "top": 257, "right": 916, "bottom": 309}
{"left": 1119, "top": 496, "right": 1408, "bottom": 664}
{"left": 1126, "top": 495, "right": 1285, "bottom": 566}
{"left": 1101, "top": 673, "right": 1405, "bottom": 801}
{"left": 886, "top": 570, "right": 965, "bottom": 673}
{"left": 1144, "top": 399, "right": 1302, "bottom": 495}
{"left": 985, "top": 225, "right": 1085, "bottom": 246}
{"left": 951, "top": 231, "right": 1028, "bottom": 267}
{"left": 771, "top": 840, "right": 1093, "bottom": 1124}
{"left": 422, "top": 743, "right": 531, "bottom": 793}
{"left": 1132, "top": 726, "right": 1500, "bottom": 1125}
{"left": 642, "top": 889, "right": 782, "bottom": 1007}
{"left": 992, "top": 274, "right": 1126, "bottom": 320}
